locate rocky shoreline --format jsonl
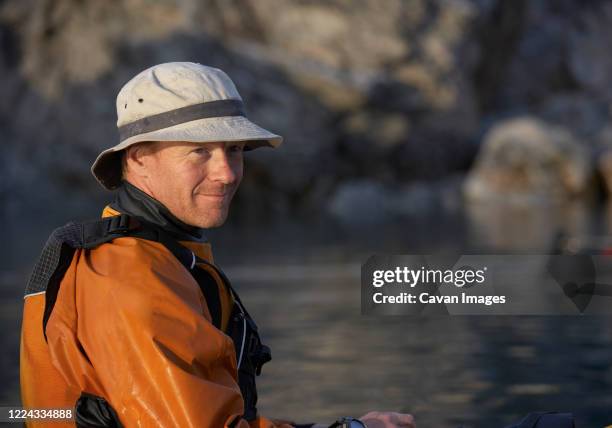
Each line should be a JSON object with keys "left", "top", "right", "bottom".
{"left": 1, "top": 0, "right": 612, "bottom": 227}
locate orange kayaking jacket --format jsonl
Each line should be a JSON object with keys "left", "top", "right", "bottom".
{"left": 20, "top": 184, "right": 296, "bottom": 428}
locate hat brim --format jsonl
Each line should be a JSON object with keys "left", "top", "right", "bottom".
{"left": 91, "top": 115, "right": 283, "bottom": 190}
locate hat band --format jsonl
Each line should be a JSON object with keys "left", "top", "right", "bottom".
{"left": 118, "top": 99, "right": 245, "bottom": 142}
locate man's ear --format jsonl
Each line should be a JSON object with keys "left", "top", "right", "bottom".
{"left": 124, "top": 142, "right": 155, "bottom": 179}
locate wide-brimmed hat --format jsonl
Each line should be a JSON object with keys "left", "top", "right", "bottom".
{"left": 91, "top": 62, "right": 283, "bottom": 190}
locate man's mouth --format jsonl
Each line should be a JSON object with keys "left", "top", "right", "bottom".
{"left": 196, "top": 186, "right": 233, "bottom": 200}
{"left": 197, "top": 193, "right": 230, "bottom": 201}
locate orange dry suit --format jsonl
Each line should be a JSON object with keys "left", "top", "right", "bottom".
{"left": 20, "top": 182, "right": 301, "bottom": 428}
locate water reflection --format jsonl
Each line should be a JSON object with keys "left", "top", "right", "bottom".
{"left": 465, "top": 200, "right": 594, "bottom": 252}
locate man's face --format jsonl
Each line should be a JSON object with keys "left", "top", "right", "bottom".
{"left": 136, "top": 140, "right": 244, "bottom": 228}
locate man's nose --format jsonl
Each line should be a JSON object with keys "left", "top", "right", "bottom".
{"left": 209, "top": 150, "right": 238, "bottom": 184}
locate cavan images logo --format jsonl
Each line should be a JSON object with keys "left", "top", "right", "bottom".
{"left": 363, "top": 254, "right": 612, "bottom": 315}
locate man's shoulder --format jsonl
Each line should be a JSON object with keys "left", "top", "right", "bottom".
{"left": 81, "top": 236, "right": 188, "bottom": 280}
{"left": 76, "top": 235, "right": 206, "bottom": 316}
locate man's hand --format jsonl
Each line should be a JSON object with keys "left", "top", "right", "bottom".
{"left": 311, "top": 411, "right": 415, "bottom": 428}
{"left": 359, "top": 411, "right": 416, "bottom": 428}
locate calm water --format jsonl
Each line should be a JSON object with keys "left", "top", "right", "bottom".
{"left": 1, "top": 197, "right": 612, "bottom": 426}
{"left": 233, "top": 271, "right": 612, "bottom": 427}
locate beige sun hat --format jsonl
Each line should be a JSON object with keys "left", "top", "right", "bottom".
{"left": 91, "top": 62, "right": 283, "bottom": 190}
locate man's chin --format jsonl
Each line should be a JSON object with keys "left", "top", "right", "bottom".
{"left": 199, "top": 219, "right": 226, "bottom": 228}
{"left": 192, "top": 211, "right": 228, "bottom": 229}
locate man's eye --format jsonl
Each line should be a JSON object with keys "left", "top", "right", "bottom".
{"left": 192, "top": 148, "right": 209, "bottom": 155}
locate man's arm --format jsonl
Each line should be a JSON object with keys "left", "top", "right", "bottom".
{"left": 47, "top": 238, "right": 292, "bottom": 427}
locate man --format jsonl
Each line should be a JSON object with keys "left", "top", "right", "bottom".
{"left": 20, "top": 62, "right": 415, "bottom": 428}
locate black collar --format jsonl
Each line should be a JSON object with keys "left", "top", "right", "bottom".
{"left": 110, "top": 181, "right": 207, "bottom": 242}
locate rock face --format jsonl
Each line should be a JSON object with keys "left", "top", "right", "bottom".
{"left": 0, "top": 0, "right": 611, "bottom": 225}
{"left": 464, "top": 118, "right": 592, "bottom": 204}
